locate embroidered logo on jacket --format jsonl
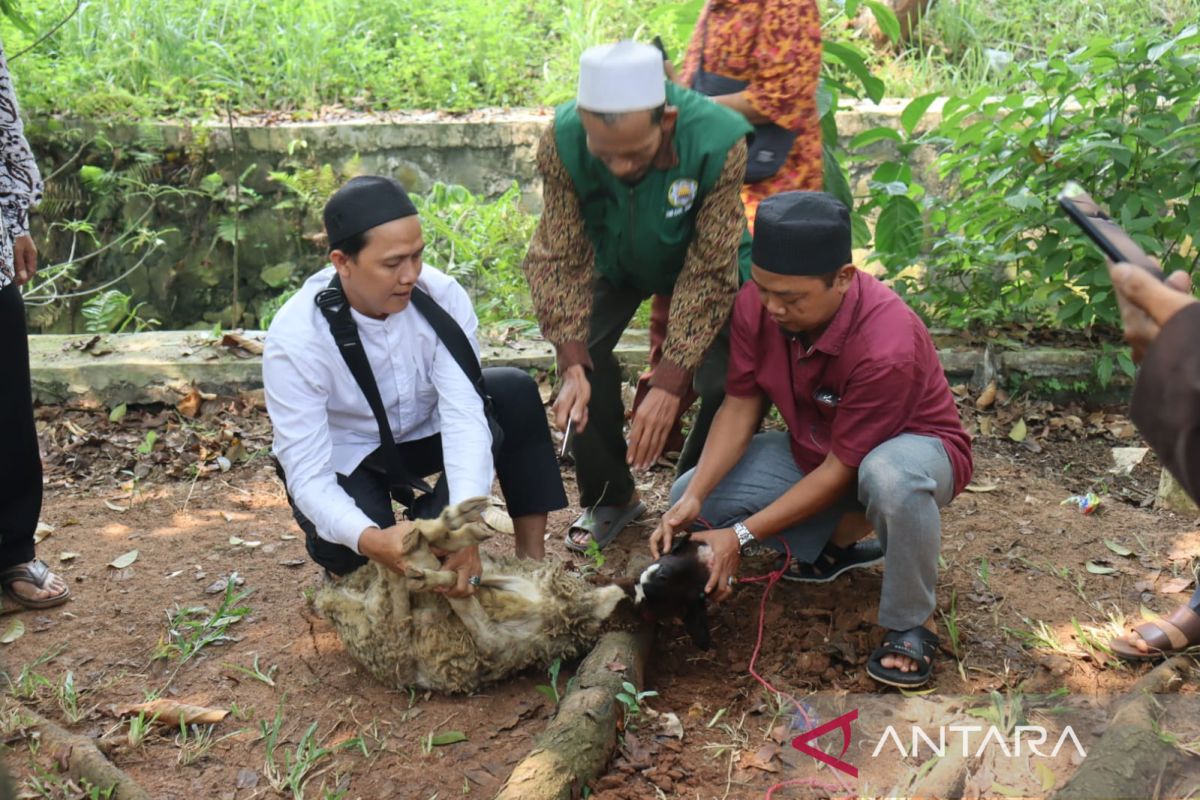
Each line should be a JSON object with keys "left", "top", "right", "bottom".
{"left": 665, "top": 178, "right": 698, "bottom": 218}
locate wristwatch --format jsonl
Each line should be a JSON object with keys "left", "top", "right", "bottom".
{"left": 732, "top": 521, "right": 755, "bottom": 552}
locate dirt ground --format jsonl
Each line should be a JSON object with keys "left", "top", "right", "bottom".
{"left": 3, "top": 383, "right": 1200, "bottom": 799}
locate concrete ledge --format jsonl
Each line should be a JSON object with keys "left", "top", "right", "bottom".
{"left": 27, "top": 329, "right": 1107, "bottom": 408}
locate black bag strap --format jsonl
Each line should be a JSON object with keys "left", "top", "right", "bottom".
{"left": 408, "top": 287, "right": 493, "bottom": 415}
{"left": 314, "top": 276, "right": 432, "bottom": 494}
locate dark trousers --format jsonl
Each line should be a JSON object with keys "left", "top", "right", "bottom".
{"left": 0, "top": 282, "right": 40, "bottom": 570}
{"left": 574, "top": 277, "right": 729, "bottom": 509}
{"left": 282, "top": 367, "right": 568, "bottom": 576}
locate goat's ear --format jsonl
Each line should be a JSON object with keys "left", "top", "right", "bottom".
{"left": 682, "top": 597, "right": 713, "bottom": 650}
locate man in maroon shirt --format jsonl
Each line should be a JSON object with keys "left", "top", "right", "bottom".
{"left": 650, "top": 191, "right": 972, "bottom": 688}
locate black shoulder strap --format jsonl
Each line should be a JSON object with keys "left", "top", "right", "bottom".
{"left": 315, "top": 275, "right": 432, "bottom": 494}
{"left": 408, "top": 287, "right": 491, "bottom": 412}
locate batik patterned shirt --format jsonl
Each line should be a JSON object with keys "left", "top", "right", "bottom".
{"left": 0, "top": 39, "right": 43, "bottom": 289}
{"left": 680, "top": 0, "right": 823, "bottom": 229}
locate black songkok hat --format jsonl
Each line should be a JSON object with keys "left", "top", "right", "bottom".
{"left": 323, "top": 175, "right": 418, "bottom": 250}
{"left": 751, "top": 191, "right": 853, "bottom": 276}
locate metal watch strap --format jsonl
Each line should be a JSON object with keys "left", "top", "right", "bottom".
{"left": 733, "top": 521, "right": 755, "bottom": 551}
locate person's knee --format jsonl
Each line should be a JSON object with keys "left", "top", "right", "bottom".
{"left": 485, "top": 367, "right": 541, "bottom": 416}
{"left": 669, "top": 469, "right": 695, "bottom": 505}
{"left": 858, "top": 449, "right": 922, "bottom": 520}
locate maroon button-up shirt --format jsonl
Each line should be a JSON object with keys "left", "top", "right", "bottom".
{"left": 727, "top": 271, "right": 973, "bottom": 494}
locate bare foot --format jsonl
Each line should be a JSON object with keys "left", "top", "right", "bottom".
{"left": 880, "top": 619, "right": 938, "bottom": 673}
{"left": 3, "top": 560, "right": 69, "bottom": 606}
{"left": 567, "top": 495, "right": 641, "bottom": 549}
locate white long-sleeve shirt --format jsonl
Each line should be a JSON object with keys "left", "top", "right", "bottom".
{"left": 263, "top": 264, "right": 493, "bottom": 553}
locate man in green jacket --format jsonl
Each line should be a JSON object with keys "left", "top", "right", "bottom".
{"left": 522, "top": 40, "right": 751, "bottom": 552}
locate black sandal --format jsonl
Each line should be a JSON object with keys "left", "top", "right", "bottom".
{"left": 867, "top": 626, "right": 938, "bottom": 688}
{"left": 780, "top": 540, "right": 884, "bottom": 583}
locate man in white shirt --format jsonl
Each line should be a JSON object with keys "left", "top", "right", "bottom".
{"left": 264, "top": 176, "right": 567, "bottom": 596}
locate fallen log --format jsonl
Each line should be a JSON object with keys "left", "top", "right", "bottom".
{"left": 1053, "top": 656, "right": 1192, "bottom": 800}
{"left": 496, "top": 556, "right": 654, "bottom": 800}
{"left": 1, "top": 700, "right": 152, "bottom": 800}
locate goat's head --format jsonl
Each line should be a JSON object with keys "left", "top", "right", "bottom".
{"left": 630, "top": 535, "right": 713, "bottom": 650}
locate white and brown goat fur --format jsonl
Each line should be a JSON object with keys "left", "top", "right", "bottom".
{"left": 314, "top": 497, "right": 628, "bottom": 693}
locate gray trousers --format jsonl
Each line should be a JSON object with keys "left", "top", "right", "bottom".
{"left": 670, "top": 431, "right": 954, "bottom": 630}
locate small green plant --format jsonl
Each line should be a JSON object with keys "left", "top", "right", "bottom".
{"left": 260, "top": 699, "right": 367, "bottom": 800}
{"left": 3, "top": 645, "right": 66, "bottom": 701}
{"left": 175, "top": 721, "right": 218, "bottom": 766}
{"left": 55, "top": 671, "right": 88, "bottom": 724}
{"left": 225, "top": 653, "right": 278, "bottom": 687}
{"left": 583, "top": 538, "right": 606, "bottom": 572}
{"left": 966, "top": 690, "right": 1027, "bottom": 736}
{"left": 156, "top": 579, "right": 253, "bottom": 665}
{"left": 135, "top": 430, "right": 158, "bottom": 456}
{"left": 977, "top": 557, "right": 991, "bottom": 588}
{"left": 81, "top": 289, "right": 160, "bottom": 333}
{"left": 127, "top": 710, "right": 155, "bottom": 748}
{"left": 941, "top": 589, "right": 964, "bottom": 661}
{"left": 615, "top": 681, "right": 658, "bottom": 722}
{"left": 535, "top": 658, "right": 564, "bottom": 705}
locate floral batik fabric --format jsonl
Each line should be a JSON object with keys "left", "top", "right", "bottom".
{"left": 680, "top": 0, "right": 823, "bottom": 229}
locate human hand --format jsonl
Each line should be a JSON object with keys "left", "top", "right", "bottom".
{"left": 692, "top": 528, "right": 740, "bottom": 602}
{"left": 437, "top": 544, "right": 483, "bottom": 598}
{"left": 650, "top": 493, "right": 702, "bottom": 558}
{"left": 552, "top": 364, "right": 591, "bottom": 435}
{"left": 12, "top": 235, "right": 37, "bottom": 287}
{"left": 626, "top": 387, "right": 682, "bottom": 471}
{"left": 1108, "top": 262, "right": 1195, "bottom": 361}
{"left": 358, "top": 522, "right": 416, "bottom": 575}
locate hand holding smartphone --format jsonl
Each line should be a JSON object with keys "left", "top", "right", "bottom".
{"left": 1058, "top": 182, "right": 1165, "bottom": 280}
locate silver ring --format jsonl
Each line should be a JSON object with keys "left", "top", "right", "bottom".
{"left": 727, "top": 576, "right": 736, "bottom": 587}
{"left": 468, "top": 575, "right": 482, "bottom": 587}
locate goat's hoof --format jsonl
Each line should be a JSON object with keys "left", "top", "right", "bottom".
{"left": 441, "top": 497, "right": 490, "bottom": 530}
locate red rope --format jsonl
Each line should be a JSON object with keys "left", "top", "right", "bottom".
{"left": 736, "top": 540, "right": 854, "bottom": 799}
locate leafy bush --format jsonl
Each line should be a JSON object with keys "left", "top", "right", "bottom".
{"left": 850, "top": 24, "right": 1199, "bottom": 380}
{"left": 415, "top": 182, "right": 539, "bottom": 328}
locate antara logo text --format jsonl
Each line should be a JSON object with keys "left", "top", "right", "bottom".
{"left": 791, "top": 709, "right": 1088, "bottom": 779}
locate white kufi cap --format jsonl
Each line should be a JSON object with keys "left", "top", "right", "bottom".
{"left": 576, "top": 41, "right": 666, "bottom": 113}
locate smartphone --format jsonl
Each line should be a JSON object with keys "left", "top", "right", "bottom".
{"left": 1058, "top": 182, "right": 1165, "bottom": 280}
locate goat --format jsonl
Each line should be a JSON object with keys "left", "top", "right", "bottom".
{"left": 314, "top": 497, "right": 628, "bottom": 694}
{"left": 626, "top": 535, "right": 714, "bottom": 650}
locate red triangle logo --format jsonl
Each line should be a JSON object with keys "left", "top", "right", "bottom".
{"left": 791, "top": 708, "right": 858, "bottom": 778}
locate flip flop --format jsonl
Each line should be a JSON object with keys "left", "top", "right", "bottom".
{"left": 1110, "top": 604, "right": 1200, "bottom": 661}
{"left": 565, "top": 501, "right": 647, "bottom": 554}
{"left": 1, "top": 559, "right": 71, "bottom": 610}
{"left": 867, "top": 626, "right": 939, "bottom": 688}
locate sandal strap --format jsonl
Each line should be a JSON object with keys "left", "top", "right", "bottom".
{"left": 1136, "top": 605, "right": 1200, "bottom": 652}
{"left": 877, "top": 626, "right": 939, "bottom": 664}
{"left": 1, "top": 558, "right": 51, "bottom": 588}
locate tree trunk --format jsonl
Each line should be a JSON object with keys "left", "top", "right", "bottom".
{"left": 496, "top": 557, "right": 655, "bottom": 800}
{"left": 1053, "top": 656, "right": 1191, "bottom": 800}
{"left": 1, "top": 700, "right": 152, "bottom": 800}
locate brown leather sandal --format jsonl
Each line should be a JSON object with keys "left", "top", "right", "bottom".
{"left": 1110, "top": 604, "right": 1200, "bottom": 661}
